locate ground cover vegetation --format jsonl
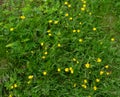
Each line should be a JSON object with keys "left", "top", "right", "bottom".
{"left": 0, "top": 0, "right": 120, "bottom": 97}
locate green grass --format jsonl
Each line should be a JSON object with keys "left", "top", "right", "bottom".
{"left": 0, "top": 0, "right": 120, "bottom": 97}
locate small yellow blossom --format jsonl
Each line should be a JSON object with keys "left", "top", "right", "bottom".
{"left": 70, "top": 69, "right": 74, "bottom": 74}
{"left": 93, "top": 86, "right": 97, "bottom": 91}
{"left": 106, "top": 72, "right": 111, "bottom": 75}
{"left": 73, "top": 83, "right": 77, "bottom": 87}
{"left": 83, "top": 1, "right": 86, "bottom": 3}
{"left": 83, "top": 4, "right": 86, "bottom": 8}
{"left": 69, "top": 67, "right": 73, "bottom": 71}
{"left": 64, "top": 2, "right": 68, "bottom": 5}
{"left": 69, "top": 17, "right": 73, "bottom": 20}
{"left": 9, "top": 94, "right": 12, "bottom": 97}
{"left": 27, "top": 80, "right": 31, "bottom": 84}
{"left": 48, "top": 20, "right": 53, "bottom": 23}
{"left": 100, "top": 70, "right": 104, "bottom": 75}
{"left": 47, "top": 30, "right": 51, "bottom": 33}
{"left": 10, "top": 28, "right": 14, "bottom": 31}
{"left": 20, "top": 15, "right": 25, "bottom": 19}
{"left": 96, "top": 79, "right": 100, "bottom": 82}
{"left": 77, "top": 61, "right": 79, "bottom": 64}
{"left": 54, "top": 21, "right": 59, "bottom": 24}
{"left": 44, "top": 51, "right": 48, "bottom": 55}
{"left": 48, "top": 33, "right": 52, "bottom": 36}
{"left": 81, "top": 7, "right": 85, "bottom": 11}
{"left": 97, "top": 58, "right": 102, "bottom": 63}
{"left": 57, "top": 68, "right": 61, "bottom": 72}
{"left": 84, "top": 79, "right": 88, "bottom": 84}
{"left": 89, "top": 12, "right": 92, "bottom": 15}
{"left": 42, "top": 56, "right": 46, "bottom": 59}
{"left": 57, "top": 43, "right": 61, "bottom": 47}
{"left": 11, "top": 85, "right": 14, "bottom": 89}
{"left": 41, "top": 42, "right": 44, "bottom": 46}
{"left": 111, "top": 38, "right": 115, "bottom": 42}
{"left": 68, "top": 4, "right": 71, "bottom": 8}
{"left": 81, "top": 84, "right": 87, "bottom": 89}
{"left": 65, "top": 68, "right": 69, "bottom": 72}
{"left": 79, "top": 22, "right": 82, "bottom": 25}
{"left": 93, "top": 27, "right": 97, "bottom": 31}
{"left": 77, "top": 29, "right": 80, "bottom": 33}
{"left": 79, "top": 39, "right": 83, "bottom": 43}
{"left": 85, "top": 63, "right": 90, "bottom": 68}
{"left": 28, "top": 75, "right": 33, "bottom": 79}
{"left": 105, "top": 65, "right": 109, "bottom": 69}
{"left": 72, "top": 58, "right": 76, "bottom": 61}
{"left": 14, "top": 84, "right": 17, "bottom": 88}
{"left": 65, "top": 13, "right": 69, "bottom": 17}
{"left": 73, "top": 29, "right": 76, "bottom": 33}
{"left": 43, "top": 71, "right": 47, "bottom": 75}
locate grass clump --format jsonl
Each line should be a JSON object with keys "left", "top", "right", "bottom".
{"left": 0, "top": 0, "right": 120, "bottom": 97}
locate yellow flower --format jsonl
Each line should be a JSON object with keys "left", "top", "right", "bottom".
{"left": 68, "top": 4, "right": 71, "bottom": 8}
{"left": 73, "top": 83, "right": 77, "bottom": 87}
{"left": 14, "top": 84, "right": 17, "bottom": 88}
{"left": 81, "top": 84, "right": 87, "bottom": 89}
{"left": 72, "top": 58, "right": 76, "bottom": 61}
{"left": 81, "top": 7, "right": 85, "bottom": 11}
{"left": 93, "top": 27, "right": 97, "bottom": 31}
{"left": 106, "top": 72, "right": 111, "bottom": 75}
{"left": 73, "top": 29, "right": 76, "bottom": 33}
{"left": 83, "top": 4, "right": 86, "bottom": 8}
{"left": 65, "top": 68, "right": 69, "bottom": 72}
{"left": 79, "top": 39, "right": 83, "bottom": 43}
{"left": 76, "top": 61, "right": 79, "bottom": 64}
{"left": 111, "top": 38, "right": 115, "bottom": 42}
{"left": 65, "top": 13, "right": 69, "bottom": 17}
{"left": 84, "top": 79, "right": 88, "bottom": 84}
{"left": 47, "top": 30, "right": 51, "bottom": 33}
{"left": 27, "top": 80, "right": 31, "bottom": 84}
{"left": 9, "top": 94, "right": 12, "bottom": 97}
{"left": 48, "top": 33, "right": 52, "bottom": 36}
{"left": 40, "top": 42, "right": 44, "bottom": 46}
{"left": 43, "top": 71, "right": 47, "bottom": 75}
{"left": 28, "top": 75, "right": 33, "bottom": 79}
{"left": 44, "top": 51, "right": 48, "bottom": 55}
{"left": 85, "top": 63, "right": 90, "bottom": 68}
{"left": 89, "top": 12, "right": 92, "bottom": 15}
{"left": 10, "top": 28, "right": 14, "bottom": 31}
{"left": 64, "top": 1, "right": 68, "bottom": 5}
{"left": 79, "top": 22, "right": 82, "bottom": 25}
{"left": 48, "top": 20, "right": 53, "bottom": 23}
{"left": 93, "top": 86, "right": 97, "bottom": 91}
{"left": 105, "top": 65, "right": 109, "bottom": 69}
{"left": 70, "top": 69, "right": 74, "bottom": 74}
{"left": 83, "top": 1, "right": 86, "bottom": 3}
{"left": 96, "top": 79, "right": 100, "bottom": 82}
{"left": 42, "top": 56, "right": 46, "bottom": 59}
{"left": 57, "top": 68, "right": 61, "bottom": 72}
{"left": 11, "top": 85, "right": 14, "bottom": 89}
{"left": 57, "top": 43, "right": 61, "bottom": 47}
{"left": 69, "top": 17, "right": 73, "bottom": 20}
{"left": 20, "top": 15, "right": 25, "bottom": 19}
{"left": 100, "top": 70, "right": 104, "bottom": 75}
{"left": 54, "top": 21, "right": 59, "bottom": 24}
{"left": 77, "top": 29, "right": 80, "bottom": 33}
{"left": 97, "top": 58, "right": 102, "bottom": 63}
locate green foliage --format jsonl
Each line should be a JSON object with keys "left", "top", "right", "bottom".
{"left": 0, "top": 0, "right": 120, "bottom": 97}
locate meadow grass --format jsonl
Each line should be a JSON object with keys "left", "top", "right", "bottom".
{"left": 0, "top": 0, "right": 120, "bottom": 97}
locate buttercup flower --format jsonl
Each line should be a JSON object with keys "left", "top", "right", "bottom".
{"left": 105, "top": 65, "right": 109, "bottom": 69}
{"left": 68, "top": 4, "right": 71, "bottom": 8}
{"left": 43, "top": 71, "right": 47, "bottom": 75}
{"left": 64, "top": 2, "right": 68, "bottom": 5}
{"left": 100, "top": 70, "right": 104, "bottom": 75}
{"left": 57, "top": 68, "right": 61, "bottom": 72}
{"left": 111, "top": 38, "right": 115, "bottom": 42}
{"left": 93, "top": 86, "right": 97, "bottom": 90}
{"left": 44, "top": 51, "right": 48, "bottom": 55}
{"left": 93, "top": 27, "right": 96, "bottom": 31}
{"left": 57, "top": 43, "right": 61, "bottom": 47}
{"left": 10, "top": 28, "right": 14, "bottom": 31}
{"left": 14, "top": 84, "right": 17, "bottom": 88}
{"left": 65, "top": 13, "right": 69, "bottom": 17}
{"left": 81, "top": 84, "right": 87, "bottom": 89}
{"left": 65, "top": 68, "right": 69, "bottom": 72}
{"left": 84, "top": 79, "right": 87, "bottom": 84}
{"left": 85, "top": 63, "right": 90, "bottom": 68}
{"left": 97, "top": 58, "right": 102, "bottom": 63}
{"left": 79, "top": 39, "right": 83, "bottom": 43}
{"left": 20, "top": 15, "right": 25, "bottom": 19}
{"left": 28, "top": 75, "right": 33, "bottom": 79}
{"left": 96, "top": 78, "right": 100, "bottom": 82}
{"left": 48, "top": 20, "right": 53, "bottom": 23}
